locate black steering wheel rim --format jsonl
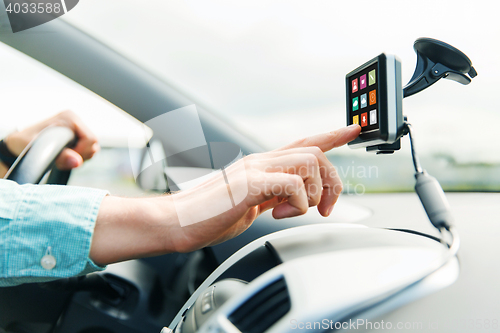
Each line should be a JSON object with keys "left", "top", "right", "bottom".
{"left": 4, "top": 126, "right": 76, "bottom": 185}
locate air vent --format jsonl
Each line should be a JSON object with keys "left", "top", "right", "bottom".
{"left": 228, "top": 277, "right": 291, "bottom": 333}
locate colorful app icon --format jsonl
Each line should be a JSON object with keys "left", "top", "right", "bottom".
{"left": 360, "top": 74, "right": 367, "bottom": 90}
{"left": 353, "top": 115, "right": 359, "bottom": 125}
{"left": 352, "top": 78, "right": 358, "bottom": 93}
{"left": 352, "top": 97, "right": 359, "bottom": 111}
{"left": 369, "top": 90, "right": 376, "bottom": 105}
{"left": 369, "top": 109, "right": 377, "bottom": 125}
{"left": 361, "top": 112, "right": 368, "bottom": 127}
{"left": 360, "top": 93, "right": 367, "bottom": 108}
{"left": 368, "top": 69, "right": 376, "bottom": 86}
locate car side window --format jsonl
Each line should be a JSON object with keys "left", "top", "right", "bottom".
{"left": 0, "top": 42, "right": 148, "bottom": 195}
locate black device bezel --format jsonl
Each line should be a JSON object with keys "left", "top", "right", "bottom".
{"left": 346, "top": 53, "right": 389, "bottom": 146}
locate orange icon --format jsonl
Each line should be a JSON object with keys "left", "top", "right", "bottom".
{"left": 369, "top": 90, "right": 376, "bottom": 105}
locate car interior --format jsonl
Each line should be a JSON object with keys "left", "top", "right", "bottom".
{"left": 0, "top": 1, "right": 499, "bottom": 333}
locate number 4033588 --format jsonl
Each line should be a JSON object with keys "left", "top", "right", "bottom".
{"left": 5, "top": 2, "right": 62, "bottom": 14}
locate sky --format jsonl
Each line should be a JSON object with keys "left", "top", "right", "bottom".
{"left": 1, "top": 0, "right": 498, "bottom": 162}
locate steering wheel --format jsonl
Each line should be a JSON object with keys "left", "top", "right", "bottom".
{"left": 4, "top": 126, "right": 76, "bottom": 185}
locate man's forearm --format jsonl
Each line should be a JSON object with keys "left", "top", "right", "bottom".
{"left": 90, "top": 195, "right": 178, "bottom": 266}
{"left": 0, "top": 136, "right": 17, "bottom": 178}
{"left": 0, "top": 162, "right": 8, "bottom": 178}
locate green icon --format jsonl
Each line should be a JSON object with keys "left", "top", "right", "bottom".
{"left": 368, "top": 69, "right": 376, "bottom": 86}
{"left": 352, "top": 97, "right": 359, "bottom": 111}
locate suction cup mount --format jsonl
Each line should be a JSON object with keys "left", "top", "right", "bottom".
{"left": 370, "top": 38, "right": 477, "bottom": 154}
{"left": 403, "top": 37, "right": 477, "bottom": 98}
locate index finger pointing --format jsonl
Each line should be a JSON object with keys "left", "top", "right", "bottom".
{"left": 276, "top": 124, "right": 361, "bottom": 153}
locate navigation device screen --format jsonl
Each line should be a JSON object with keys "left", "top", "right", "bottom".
{"left": 347, "top": 62, "right": 379, "bottom": 133}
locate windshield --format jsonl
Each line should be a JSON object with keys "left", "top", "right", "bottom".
{"left": 63, "top": 0, "right": 500, "bottom": 192}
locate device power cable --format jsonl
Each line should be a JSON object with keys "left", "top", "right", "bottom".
{"left": 403, "top": 120, "right": 459, "bottom": 254}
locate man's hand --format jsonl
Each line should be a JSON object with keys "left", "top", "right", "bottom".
{"left": 91, "top": 124, "right": 361, "bottom": 265}
{"left": 4, "top": 110, "right": 99, "bottom": 171}
{"left": 169, "top": 124, "right": 361, "bottom": 252}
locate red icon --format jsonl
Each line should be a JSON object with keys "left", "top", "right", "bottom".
{"left": 361, "top": 112, "right": 368, "bottom": 127}
{"left": 352, "top": 78, "right": 358, "bottom": 93}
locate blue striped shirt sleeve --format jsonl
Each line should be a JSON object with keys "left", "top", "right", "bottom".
{"left": 0, "top": 179, "right": 109, "bottom": 287}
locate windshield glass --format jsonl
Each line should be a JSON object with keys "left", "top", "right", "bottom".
{"left": 63, "top": 0, "right": 500, "bottom": 192}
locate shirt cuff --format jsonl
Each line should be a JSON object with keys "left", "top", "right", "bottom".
{"left": 0, "top": 180, "right": 109, "bottom": 286}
